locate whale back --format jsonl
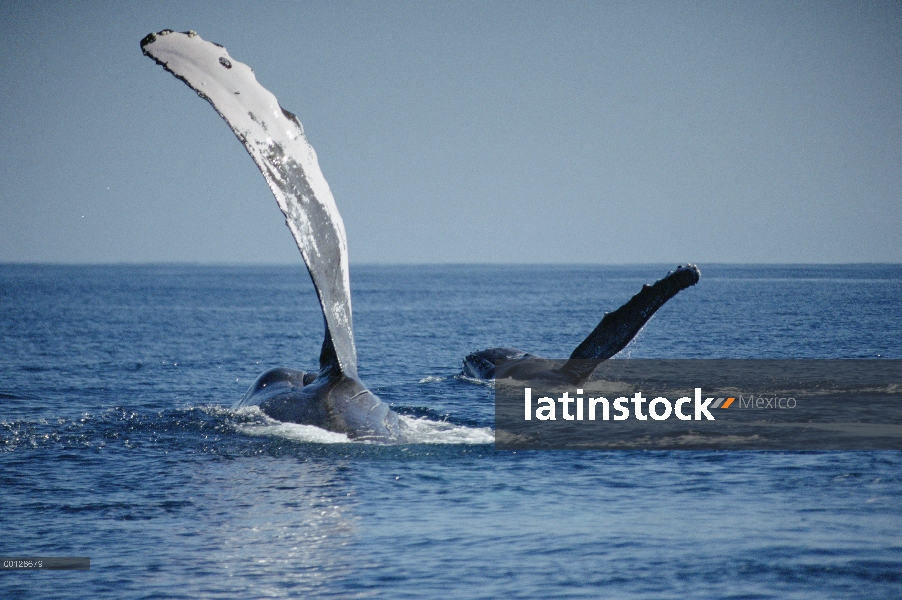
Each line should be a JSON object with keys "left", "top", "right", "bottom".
{"left": 141, "top": 30, "right": 358, "bottom": 377}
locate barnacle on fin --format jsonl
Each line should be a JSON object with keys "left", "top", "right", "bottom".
{"left": 141, "top": 29, "right": 174, "bottom": 48}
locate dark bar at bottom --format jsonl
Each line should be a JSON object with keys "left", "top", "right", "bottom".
{"left": 1, "top": 557, "right": 90, "bottom": 570}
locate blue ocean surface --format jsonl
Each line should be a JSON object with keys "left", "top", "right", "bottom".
{"left": 1, "top": 264, "right": 900, "bottom": 599}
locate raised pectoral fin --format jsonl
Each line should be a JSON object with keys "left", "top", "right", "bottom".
{"left": 559, "top": 265, "right": 700, "bottom": 382}
{"left": 142, "top": 30, "right": 358, "bottom": 378}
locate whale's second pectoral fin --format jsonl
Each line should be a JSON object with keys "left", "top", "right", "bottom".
{"left": 559, "top": 265, "right": 700, "bottom": 382}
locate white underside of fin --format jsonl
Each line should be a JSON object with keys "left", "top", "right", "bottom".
{"left": 142, "top": 30, "right": 357, "bottom": 376}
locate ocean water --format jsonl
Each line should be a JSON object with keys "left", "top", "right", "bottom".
{"left": 1, "top": 263, "right": 900, "bottom": 599}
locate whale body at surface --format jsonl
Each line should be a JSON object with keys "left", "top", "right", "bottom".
{"left": 236, "top": 365, "right": 406, "bottom": 441}
{"left": 462, "top": 264, "right": 700, "bottom": 384}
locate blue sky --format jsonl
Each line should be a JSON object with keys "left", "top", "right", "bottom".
{"left": 1, "top": 1, "right": 899, "bottom": 264}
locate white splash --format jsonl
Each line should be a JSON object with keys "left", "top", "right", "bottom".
{"left": 240, "top": 422, "right": 354, "bottom": 444}
{"left": 455, "top": 373, "right": 496, "bottom": 388}
{"left": 232, "top": 406, "right": 493, "bottom": 445}
{"left": 397, "top": 416, "right": 494, "bottom": 445}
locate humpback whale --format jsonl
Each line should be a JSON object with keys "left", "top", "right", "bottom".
{"left": 462, "top": 264, "right": 700, "bottom": 384}
{"left": 142, "top": 30, "right": 408, "bottom": 442}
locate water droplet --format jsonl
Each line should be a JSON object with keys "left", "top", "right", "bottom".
{"left": 219, "top": 57, "right": 232, "bottom": 69}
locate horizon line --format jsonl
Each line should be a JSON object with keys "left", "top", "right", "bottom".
{"left": 1, "top": 261, "right": 900, "bottom": 268}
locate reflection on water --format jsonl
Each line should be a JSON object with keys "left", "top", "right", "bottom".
{"left": 196, "top": 459, "right": 360, "bottom": 596}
